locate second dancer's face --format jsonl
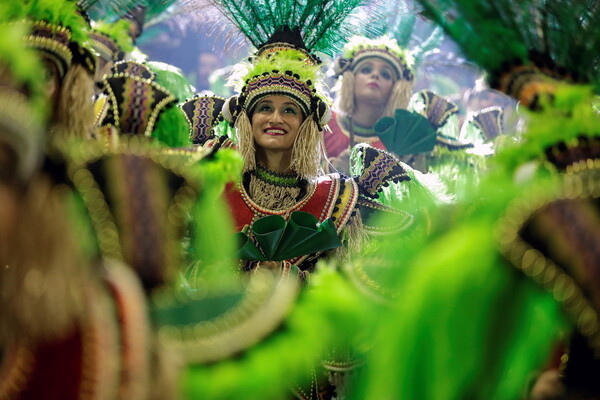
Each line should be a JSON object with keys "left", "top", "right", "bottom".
{"left": 353, "top": 58, "right": 395, "bottom": 107}
{"left": 251, "top": 95, "right": 304, "bottom": 152}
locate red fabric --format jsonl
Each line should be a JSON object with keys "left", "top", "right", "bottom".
{"left": 17, "top": 328, "right": 84, "bottom": 400}
{"left": 225, "top": 175, "right": 338, "bottom": 231}
{"left": 324, "top": 112, "right": 385, "bottom": 158}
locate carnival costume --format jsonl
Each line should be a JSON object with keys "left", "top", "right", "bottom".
{"left": 348, "top": 1, "right": 600, "bottom": 399}
{"left": 327, "top": 36, "right": 423, "bottom": 161}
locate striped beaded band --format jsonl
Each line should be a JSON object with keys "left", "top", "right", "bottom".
{"left": 244, "top": 71, "right": 314, "bottom": 117}
{"left": 25, "top": 21, "right": 73, "bottom": 79}
{"left": 101, "top": 72, "right": 176, "bottom": 136}
{"left": 254, "top": 164, "right": 300, "bottom": 187}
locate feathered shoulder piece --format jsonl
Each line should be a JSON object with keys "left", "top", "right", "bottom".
{"left": 98, "top": 61, "right": 174, "bottom": 136}
{"left": 349, "top": 143, "right": 412, "bottom": 200}
{"left": 409, "top": 89, "right": 459, "bottom": 131}
{"left": 460, "top": 106, "right": 503, "bottom": 142}
{"left": 98, "top": 60, "right": 191, "bottom": 147}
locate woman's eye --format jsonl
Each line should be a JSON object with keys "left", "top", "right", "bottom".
{"left": 360, "top": 66, "right": 372, "bottom": 75}
{"left": 284, "top": 107, "right": 298, "bottom": 115}
{"left": 381, "top": 70, "right": 392, "bottom": 80}
{"left": 258, "top": 105, "right": 272, "bottom": 112}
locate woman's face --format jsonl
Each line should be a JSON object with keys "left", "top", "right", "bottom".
{"left": 353, "top": 58, "right": 395, "bottom": 107}
{"left": 252, "top": 95, "right": 304, "bottom": 153}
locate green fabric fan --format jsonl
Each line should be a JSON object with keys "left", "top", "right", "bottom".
{"left": 373, "top": 108, "right": 437, "bottom": 156}
{"left": 235, "top": 211, "right": 342, "bottom": 262}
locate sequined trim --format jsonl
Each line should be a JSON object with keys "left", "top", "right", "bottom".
{"left": 153, "top": 271, "right": 299, "bottom": 364}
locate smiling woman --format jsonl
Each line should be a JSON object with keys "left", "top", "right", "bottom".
{"left": 215, "top": 26, "right": 365, "bottom": 277}
{"left": 251, "top": 95, "right": 304, "bottom": 168}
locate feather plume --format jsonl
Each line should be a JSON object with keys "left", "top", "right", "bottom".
{"left": 179, "top": 0, "right": 370, "bottom": 57}
{"left": 84, "top": 0, "right": 183, "bottom": 27}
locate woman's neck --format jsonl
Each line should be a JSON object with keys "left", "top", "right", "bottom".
{"left": 352, "top": 101, "right": 386, "bottom": 127}
{"left": 255, "top": 148, "right": 294, "bottom": 174}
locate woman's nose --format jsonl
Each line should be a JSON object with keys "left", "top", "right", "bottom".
{"left": 269, "top": 109, "right": 283, "bottom": 123}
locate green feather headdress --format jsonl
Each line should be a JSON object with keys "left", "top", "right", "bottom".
{"left": 18, "top": 0, "right": 93, "bottom": 78}
{"left": 333, "top": 0, "right": 444, "bottom": 79}
{"left": 84, "top": 0, "right": 183, "bottom": 32}
{"left": 202, "top": 0, "right": 370, "bottom": 179}
{"left": 210, "top": 0, "right": 370, "bottom": 128}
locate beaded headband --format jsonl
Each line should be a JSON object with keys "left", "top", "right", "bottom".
{"left": 25, "top": 20, "right": 73, "bottom": 79}
{"left": 223, "top": 44, "right": 331, "bottom": 129}
{"left": 335, "top": 37, "right": 415, "bottom": 82}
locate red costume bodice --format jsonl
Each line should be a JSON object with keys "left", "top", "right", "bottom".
{"left": 225, "top": 173, "right": 358, "bottom": 266}
{"left": 324, "top": 112, "right": 386, "bottom": 158}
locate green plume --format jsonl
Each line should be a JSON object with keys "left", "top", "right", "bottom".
{"left": 208, "top": 0, "right": 369, "bottom": 56}
{"left": 23, "top": 0, "right": 90, "bottom": 45}
{"left": 0, "top": 19, "right": 48, "bottom": 122}
{"left": 86, "top": 0, "right": 181, "bottom": 27}
{"left": 147, "top": 61, "right": 195, "bottom": 101}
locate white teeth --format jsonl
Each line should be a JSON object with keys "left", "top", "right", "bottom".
{"left": 265, "top": 128, "right": 286, "bottom": 134}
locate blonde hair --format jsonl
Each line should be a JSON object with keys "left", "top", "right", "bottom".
{"left": 53, "top": 64, "right": 96, "bottom": 139}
